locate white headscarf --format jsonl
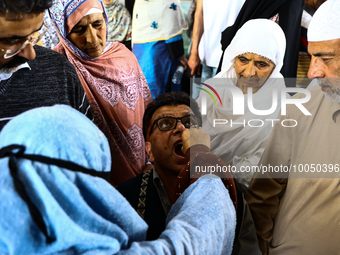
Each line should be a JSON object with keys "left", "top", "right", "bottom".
{"left": 219, "top": 19, "right": 286, "bottom": 78}
{"left": 84, "top": 7, "right": 103, "bottom": 16}
{"left": 197, "top": 19, "right": 287, "bottom": 191}
{"left": 308, "top": 0, "right": 340, "bottom": 42}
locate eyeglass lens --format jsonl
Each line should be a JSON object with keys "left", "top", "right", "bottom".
{"left": 3, "top": 24, "right": 48, "bottom": 59}
{"left": 157, "top": 115, "right": 198, "bottom": 131}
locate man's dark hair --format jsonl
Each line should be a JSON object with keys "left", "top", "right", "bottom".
{"left": 0, "top": 0, "right": 52, "bottom": 19}
{"left": 143, "top": 91, "right": 202, "bottom": 140}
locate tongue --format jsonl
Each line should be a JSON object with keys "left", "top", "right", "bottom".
{"left": 175, "top": 144, "right": 185, "bottom": 157}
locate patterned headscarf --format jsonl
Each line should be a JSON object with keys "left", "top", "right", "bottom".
{"left": 104, "top": 0, "right": 132, "bottom": 42}
{"left": 49, "top": 0, "right": 153, "bottom": 186}
{"left": 49, "top": 0, "right": 112, "bottom": 60}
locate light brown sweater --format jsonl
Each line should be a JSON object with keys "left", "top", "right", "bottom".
{"left": 246, "top": 85, "right": 340, "bottom": 255}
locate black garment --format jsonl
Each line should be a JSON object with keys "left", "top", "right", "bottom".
{"left": 0, "top": 46, "right": 92, "bottom": 130}
{"left": 117, "top": 170, "right": 167, "bottom": 241}
{"left": 125, "top": 0, "right": 135, "bottom": 19}
{"left": 165, "top": 39, "right": 185, "bottom": 93}
{"left": 279, "top": 0, "right": 304, "bottom": 81}
{"left": 217, "top": 0, "right": 304, "bottom": 80}
{"left": 232, "top": 189, "right": 261, "bottom": 255}
{"left": 165, "top": 38, "right": 185, "bottom": 60}
{"left": 300, "top": 3, "right": 315, "bottom": 53}
{"left": 123, "top": 40, "right": 132, "bottom": 51}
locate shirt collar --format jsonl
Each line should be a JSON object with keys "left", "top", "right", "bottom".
{"left": 153, "top": 168, "right": 172, "bottom": 215}
{"left": 0, "top": 62, "right": 31, "bottom": 81}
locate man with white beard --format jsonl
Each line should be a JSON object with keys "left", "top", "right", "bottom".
{"left": 245, "top": 0, "right": 340, "bottom": 254}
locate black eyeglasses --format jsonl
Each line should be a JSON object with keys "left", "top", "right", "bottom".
{"left": 149, "top": 114, "right": 200, "bottom": 137}
{"left": 0, "top": 23, "right": 49, "bottom": 59}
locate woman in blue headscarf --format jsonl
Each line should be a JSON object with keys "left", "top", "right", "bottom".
{"left": 0, "top": 105, "right": 235, "bottom": 255}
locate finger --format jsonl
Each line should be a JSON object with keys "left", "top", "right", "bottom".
{"left": 190, "top": 66, "right": 197, "bottom": 76}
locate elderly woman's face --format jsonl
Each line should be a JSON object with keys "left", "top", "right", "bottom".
{"left": 234, "top": 53, "right": 275, "bottom": 94}
{"left": 67, "top": 13, "right": 106, "bottom": 58}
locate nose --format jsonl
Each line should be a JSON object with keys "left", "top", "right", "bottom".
{"left": 16, "top": 43, "right": 36, "bottom": 61}
{"left": 173, "top": 119, "right": 186, "bottom": 134}
{"left": 308, "top": 57, "right": 325, "bottom": 79}
{"left": 84, "top": 27, "right": 98, "bottom": 45}
{"left": 243, "top": 63, "right": 256, "bottom": 78}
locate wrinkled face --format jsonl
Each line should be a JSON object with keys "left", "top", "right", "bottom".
{"left": 145, "top": 105, "right": 194, "bottom": 175}
{"left": 308, "top": 39, "right": 340, "bottom": 103}
{"left": 67, "top": 13, "right": 106, "bottom": 58}
{"left": 234, "top": 53, "right": 275, "bottom": 94}
{"left": 0, "top": 12, "right": 44, "bottom": 70}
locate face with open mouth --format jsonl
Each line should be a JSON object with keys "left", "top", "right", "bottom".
{"left": 234, "top": 53, "right": 275, "bottom": 94}
{"left": 145, "top": 104, "right": 195, "bottom": 175}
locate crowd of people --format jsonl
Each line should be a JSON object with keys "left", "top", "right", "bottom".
{"left": 0, "top": 0, "right": 339, "bottom": 254}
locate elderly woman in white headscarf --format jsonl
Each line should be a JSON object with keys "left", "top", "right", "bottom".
{"left": 197, "top": 19, "right": 287, "bottom": 191}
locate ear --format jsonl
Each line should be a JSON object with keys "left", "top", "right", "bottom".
{"left": 145, "top": 141, "right": 155, "bottom": 163}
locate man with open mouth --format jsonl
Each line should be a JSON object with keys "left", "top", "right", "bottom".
{"left": 117, "top": 91, "right": 237, "bottom": 241}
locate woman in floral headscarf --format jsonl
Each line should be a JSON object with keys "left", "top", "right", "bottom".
{"left": 103, "top": 0, "right": 132, "bottom": 50}
{"left": 49, "top": 0, "right": 152, "bottom": 186}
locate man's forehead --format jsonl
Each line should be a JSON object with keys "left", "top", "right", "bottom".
{"left": 152, "top": 104, "right": 193, "bottom": 120}
{"left": 0, "top": 12, "right": 44, "bottom": 38}
{"left": 308, "top": 39, "right": 340, "bottom": 55}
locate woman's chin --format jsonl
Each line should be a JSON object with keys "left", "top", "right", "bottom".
{"left": 85, "top": 47, "right": 103, "bottom": 58}
{"left": 237, "top": 80, "right": 266, "bottom": 94}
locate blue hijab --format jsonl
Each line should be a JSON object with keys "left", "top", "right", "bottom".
{"left": 0, "top": 105, "right": 147, "bottom": 254}
{"left": 0, "top": 105, "right": 236, "bottom": 255}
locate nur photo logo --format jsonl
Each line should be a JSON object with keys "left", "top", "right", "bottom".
{"left": 197, "top": 79, "right": 313, "bottom": 128}
{"left": 198, "top": 82, "right": 223, "bottom": 107}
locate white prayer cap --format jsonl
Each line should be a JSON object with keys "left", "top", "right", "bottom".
{"left": 84, "top": 7, "right": 103, "bottom": 17}
{"left": 308, "top": 0, "right": 340, "bottom": 42}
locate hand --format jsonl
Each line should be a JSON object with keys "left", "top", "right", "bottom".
{"left": 179, "top": 55, "right": 188, "bottom": 70}
{"left": 188, "top": 53, "right": 202, "bottom": 76}
{"left": 181, "top": 127, "right": 210, "bottom": 155}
